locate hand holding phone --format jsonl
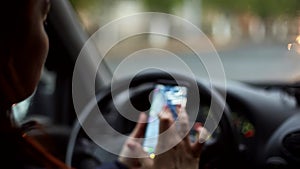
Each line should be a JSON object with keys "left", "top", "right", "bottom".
{"left": 142, "top": 84, "right": 188, "bottom": 157}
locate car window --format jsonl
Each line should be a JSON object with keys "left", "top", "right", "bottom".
{"left": 69, "top": 0, "right": 300, "bottom": 83}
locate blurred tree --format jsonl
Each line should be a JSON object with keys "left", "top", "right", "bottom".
{"left": 250, "top": 0, "right": 300, "bottom": 19}
{"left": 141, "top": 0, "right": 183, "bottom": 13}
{"left": 69, "top": 0, "right": 100, "bottom": 10}
{"left": 202, "top": 0, "right": 300, "bottom": 18}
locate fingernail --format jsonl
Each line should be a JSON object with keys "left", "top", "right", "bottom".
{"left": 199, "top": 127, "right": 210, "bottom": 143}
{"left": 139, "top": 113, "right": 147, "bottom": 123}
{"left": 127, "top": 142, "right": 136, "bottom": 150}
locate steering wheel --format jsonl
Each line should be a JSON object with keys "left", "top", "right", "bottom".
{"left": 66, "top": 70, "right": 240, "bottom": 169}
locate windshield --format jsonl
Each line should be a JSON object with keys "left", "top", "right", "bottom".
{"left": 70, "top": 0, "right": 300, "bottom": 83}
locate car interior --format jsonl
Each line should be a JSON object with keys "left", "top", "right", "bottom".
{"left": 13, "top": 0, "right": 300, "bottom": 169}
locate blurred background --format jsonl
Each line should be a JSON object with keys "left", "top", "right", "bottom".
{"left": 68, "top": 0, "right": 300, "bottom": 83}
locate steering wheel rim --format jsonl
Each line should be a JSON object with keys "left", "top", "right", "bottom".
{"left": 66, "top": 70, "right": 239, "bottom": 168}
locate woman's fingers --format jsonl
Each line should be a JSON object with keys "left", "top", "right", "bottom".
{"left": 128, "top": 141, "right": 153, "bottom": 165}
{"left": 120, "top": 140, "right": 153, "bottom": 168}
{"left": 156, "top": 108, "right": 178, "bottom": 153}
{"left": 119, "top": 113, "right": 152, "bottom": 168}
{"left": 158, "top": 107, "right": 173, "bottom": 134}
{"left": 192, "top": 126, "right": 209, "bottom": 155}
{"left": 156, "top": 106, "right": 209, "bottom": 159}
{"left": 176, "top": 107, "right": 190, "bottom": 143}
{"left": 130, "top": 112, "right": 147, "bottom": 140}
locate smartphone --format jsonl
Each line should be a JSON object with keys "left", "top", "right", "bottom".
{"left": 142, "top": 84, "right": 188, "bottom": 158}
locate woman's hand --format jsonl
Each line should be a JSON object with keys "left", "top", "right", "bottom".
{"left": 118, "top": 107, "right": 208, "bottom": 169}
{"left": 118, "top": 112, "right": 148, "bottom": 168}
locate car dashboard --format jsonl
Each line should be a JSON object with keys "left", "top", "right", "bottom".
{"left": 67, "top": 78, "right": 300, "bottom": 169}
{"left": 214, "top": 81, "right": 300, "bottom": 169}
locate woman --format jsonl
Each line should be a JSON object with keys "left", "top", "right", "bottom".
{"left": 0, "top": 1, "right": 206, "bottom": 169}
{"left": 0, "top": 0, "right": 70, "bottom": 168}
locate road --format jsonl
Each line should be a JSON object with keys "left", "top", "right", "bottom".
{"left": 104, "top": 42, "right": 300, "bottom": 84}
